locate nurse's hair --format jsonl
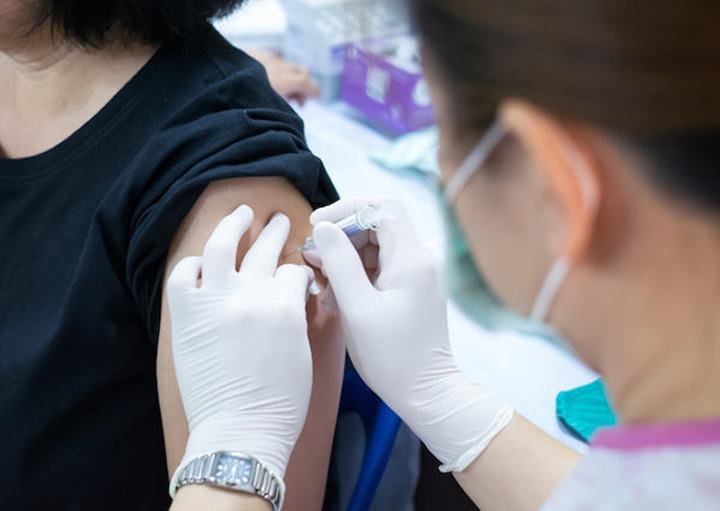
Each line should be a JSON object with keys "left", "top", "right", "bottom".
{"left": 411, "top": 0, "right": 720, "bottom": 214}
{"left": 31, "top": 0, "right": 247, "bottom": 46}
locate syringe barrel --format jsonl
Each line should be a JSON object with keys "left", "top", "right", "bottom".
{"left": 300, "top": 201, "right": 401, "bottom": 253}
{"left": 335, "top": 212, "right": 367, "bottom": 237}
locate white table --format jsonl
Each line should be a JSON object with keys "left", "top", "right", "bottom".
{"left": 297, "top": 101, "right": 597, "bottom": 453}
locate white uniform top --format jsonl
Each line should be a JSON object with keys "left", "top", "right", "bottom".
{"left": 542, "top": 419, "right": 720, "bottom": 510}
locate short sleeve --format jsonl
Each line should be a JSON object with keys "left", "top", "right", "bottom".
{"left": 124, "top": 99, "right": 338, "bottom": 342}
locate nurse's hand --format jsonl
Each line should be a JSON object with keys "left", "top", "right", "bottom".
{"left": 167, "top": 205, "right": 315, "bottom": 489}
{"left": 308, "top": 198, "right": 514, "bottom": 472}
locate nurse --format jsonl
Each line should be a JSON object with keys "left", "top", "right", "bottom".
{"left": 166, "top": 0, "right": 720, "bottom": 509}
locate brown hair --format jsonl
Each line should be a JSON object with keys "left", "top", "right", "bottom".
{"left": 412, "top": 0, "right": 720, "bottom": 212}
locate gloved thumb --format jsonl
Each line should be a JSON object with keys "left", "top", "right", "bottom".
{"left": 313, "top": 222, "right": 374, "bottom": 308}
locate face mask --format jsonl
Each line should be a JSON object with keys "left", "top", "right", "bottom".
{"left": 438, "top": 122, "right": 572, "bottom": 340}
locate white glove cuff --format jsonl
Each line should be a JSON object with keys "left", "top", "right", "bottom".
{"left": 438, "top": 406, "right": 515, "bottom": 473}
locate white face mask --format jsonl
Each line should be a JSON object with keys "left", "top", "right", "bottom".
{"left": 444, "top": 121, "right": 572, "bottom": 326}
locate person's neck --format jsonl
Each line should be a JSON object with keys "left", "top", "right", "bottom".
{"left": 0, "top": 25, "right": 156, "bottom": 158}
{"left": 603, "top": 211, "right": 720, "bottom": 425}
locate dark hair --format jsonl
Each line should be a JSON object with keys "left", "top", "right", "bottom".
{"left": 411, "top": 0, "right": 720, "bottom": 214}
{"left": 33, "top": 0, "right": 247, "bottom": 46}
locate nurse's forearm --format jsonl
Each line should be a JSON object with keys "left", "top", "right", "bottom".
{"left": 454, "top": 414, "right": 580, "bottom": 511}
{"left": 171, "top": 485, "right": 270, "bottom": 511}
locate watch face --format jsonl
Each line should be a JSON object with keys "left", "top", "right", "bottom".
{"left": 216, "top": 455, "right": 253, "bottom": 486}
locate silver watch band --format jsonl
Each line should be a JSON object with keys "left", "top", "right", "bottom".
{"left": 174, "top": 452, "right": 283, "bottom": 510}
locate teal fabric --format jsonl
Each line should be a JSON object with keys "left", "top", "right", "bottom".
{"left": 370, "top": 127, "right": 439, "bottom": 177}
{"left": 556, "top": 379, "right": 618, "bottom": 443}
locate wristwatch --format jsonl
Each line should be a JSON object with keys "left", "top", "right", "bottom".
{"left": 171, "top": 452, "right": 284, "bottom": 510}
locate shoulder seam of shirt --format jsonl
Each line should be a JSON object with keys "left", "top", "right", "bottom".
{"left": 197, "top": 42, "right": 234, "bottom": 82}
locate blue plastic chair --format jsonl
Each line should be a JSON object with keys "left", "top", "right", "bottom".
{"left": 338, "top": 363, "right": 402, "bottom": 511}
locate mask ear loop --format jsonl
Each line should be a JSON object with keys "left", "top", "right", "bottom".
{"left": 445, "top": 122, "right": 507, "bottom": 203}
{"left": 528, "top": 138, "right": 601, "bottom": 324}
{"left": 529, "top": 257, "right": 572, "bottom": 323}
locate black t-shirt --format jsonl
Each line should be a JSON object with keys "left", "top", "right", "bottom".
{"left": 0, "top": 26, "right": 337, "bottom": 510}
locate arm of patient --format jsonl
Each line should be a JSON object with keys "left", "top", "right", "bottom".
{"left": 157, "top": 177, "right": 344, "bottom": 509}
{"left": 172, "top": 485, "right": 272, "bottom": 511}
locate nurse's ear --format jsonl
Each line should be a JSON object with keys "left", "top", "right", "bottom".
{"left": 499, "top": 100, "right": 601, "bottom": 263}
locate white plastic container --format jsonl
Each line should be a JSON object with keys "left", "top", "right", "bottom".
{"left": 280, "top": 0, "right": 409, "bottom": 101}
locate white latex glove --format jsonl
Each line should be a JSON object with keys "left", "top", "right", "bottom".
{"left": 167, "top": 205, "right": 315, "bottom": 494}
{"left": 307, "top": 197, "right": 514, "bottom": 472}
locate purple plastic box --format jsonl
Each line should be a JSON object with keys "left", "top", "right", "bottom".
{"left": 341, "top": 37, "right": 435, "bottom": 136}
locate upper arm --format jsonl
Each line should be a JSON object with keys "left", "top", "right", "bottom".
{"left": 157, "top": 176, "right": 343, "bottom": 504}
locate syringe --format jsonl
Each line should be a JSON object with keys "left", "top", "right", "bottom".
{"left": 300, "top": 202, "right": 400, "bottom": 252}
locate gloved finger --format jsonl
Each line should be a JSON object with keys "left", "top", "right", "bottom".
{"left": 275, "top": 264, "right": 317, "bottom": 303}
{"left": 240, "top": 213, "right": 291, "bottom": 277}
{"left": 301, "top": 248, "right": 322, "bottom": 268}
{"left": 373, "top": 202, "right": 425, "bottom": 265}
{"left": 302, "top": 229, "right": 371, "bottom": 266}
{"left": 314, "top": 198, "right": 423, "bottom": 278}
{"left": 202, "top": 205, "right": 254, "bottom": 286}
{"left": 167, "top": 256, "right": 203, "bottom": 293}
{"left": 309, "top": 196, "right": 390, "bottom": 226}
{"left": 306, "top": 245, "right": 378, "bottom": 277}
{"left": 307, "top": 197, "right": 392, "bottom": 263}
{"left": 313, "top": 222, "right": 374, "bottom": 309}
